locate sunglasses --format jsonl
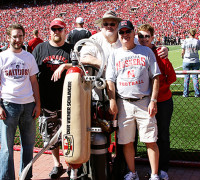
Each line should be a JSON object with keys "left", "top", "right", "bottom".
{"left": 138, "top": 34, "right": 151, "bottom": 39}
{"left": 103, "top": 23, "right": 116, "bottom": 27}
{"left": 51, "top": 27, "right": 64, "bottom": 32}
{"left": 119, "top": 29, "right": 132, "bottom": 35}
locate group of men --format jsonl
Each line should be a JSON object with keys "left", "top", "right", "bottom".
{"left": 0, "top": 10, "right": 172, "bottom": 180}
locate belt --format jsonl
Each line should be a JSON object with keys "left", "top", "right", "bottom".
{"left": 123, "top": 96, "right": 148, "bottom": 102}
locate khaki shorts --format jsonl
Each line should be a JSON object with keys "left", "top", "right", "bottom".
{"left": 117, "top": 97, "right": 158, "bottom": 144}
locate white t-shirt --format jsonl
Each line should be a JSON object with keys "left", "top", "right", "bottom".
{"left": 106, "top": 45, "right": 160, "bottom": 99}
{"left": 80, "top": 32, "right": 121, "bottom": 100}
{"left": 81, "top": 31, "right": 122, "bottom": 66}
{"left": 0, "top": 49, "right": 39, "bottom": 104}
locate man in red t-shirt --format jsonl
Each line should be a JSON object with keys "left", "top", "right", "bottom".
{"left": 28, "top": 29, "right": 43, "bottom": 53}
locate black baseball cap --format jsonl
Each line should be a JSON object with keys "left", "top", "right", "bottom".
{"left": 118, "top": 20, "right": 134, "bottom": 31}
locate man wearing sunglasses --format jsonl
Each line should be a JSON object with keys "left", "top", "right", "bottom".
{"left": 32, "top": 18, "right": 73, "bottom": 179}
{"left": 80, "top": 10, "right": 122, "bottom": 68}
{"left": 106, "top": 20, "right": 160, "bottom": 180}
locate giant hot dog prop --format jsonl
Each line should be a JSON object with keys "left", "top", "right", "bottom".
{"left": 62, "top": 64, "right": 91, "bottom": 164}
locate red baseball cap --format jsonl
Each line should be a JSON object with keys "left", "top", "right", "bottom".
{"left": 50, "top": 18, "right": 66, "bottom": 28}
{"left": 91, "top": 30, "right": 97, "bottom": 35}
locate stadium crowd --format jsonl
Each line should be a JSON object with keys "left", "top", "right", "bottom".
{"left": 0, "top": 0, "right": 200, "bottom": 46}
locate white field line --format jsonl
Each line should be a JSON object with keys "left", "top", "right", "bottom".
{"left": 175, "top": 66, "right": 182, "bottom": 70}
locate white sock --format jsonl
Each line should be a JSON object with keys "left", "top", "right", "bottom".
{"left": 151, "top": 174, "right": 159, "bottom": 178}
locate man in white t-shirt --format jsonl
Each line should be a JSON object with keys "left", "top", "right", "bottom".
{"left": 0, "top": 24, "right": 40, "bottom": 180}
{"left": 106, "top": 20, "right": 160, "bottom": 180}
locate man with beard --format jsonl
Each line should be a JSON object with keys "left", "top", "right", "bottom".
{"left": 0, "top": 23, "right": 40, "bottom": 180}
{"left": 80, "top": 10, "right": 122, "bottom": 68}
{"left": 32, "top": 18, "right": 73, "bottom": 179}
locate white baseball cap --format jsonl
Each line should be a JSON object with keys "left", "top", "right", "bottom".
{"left": 76, "top": 17, "right": 84, "bottom": 24}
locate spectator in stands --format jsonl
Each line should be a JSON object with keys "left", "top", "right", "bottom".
{"left": 91, "top": 30, "right": 97, "bottom": 35}
{"left": 181, "top": 28, "right": 200, "bottom": 97}
{"left": 0, "top": 23, "right": 40, "bottom": 180}
{"left": 28, "top": 29, "right": 43, "bottom": 53}
{"left": 0, "top": 42, "right": 8, "bottom": 51}
{"left": 32, "top": 18, "right": 73, "bottom": 179}
{"left": 106, "top": 20, "right": 160, "bottom": 180}
{"left": 67, "top": 17, "right": 92, "bottom": 49}
{"left": 138, "top": 23, "right": 177, "bottom": 180}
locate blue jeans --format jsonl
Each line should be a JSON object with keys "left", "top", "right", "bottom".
{"left": 156, "top": 97, "right": 173, "bottom": 172}
{"left": 182, "top": 62, "right": 200, "bottom": 96}
{"left": 0, "top": 101, "right": 36, "bottom": 180}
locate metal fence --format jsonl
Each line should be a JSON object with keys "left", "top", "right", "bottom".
{"left": 137, "top": 71, "right": 200, "bottom": 163}
{"left": 10, "top": 71, "right": 200, "bottom": 164}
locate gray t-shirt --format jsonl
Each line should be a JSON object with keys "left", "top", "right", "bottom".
{"left": 181, "top": 38, "right": 200, "bottom": 63}
{"left": 106, "top": 45, "right": 160, "bottom": 99}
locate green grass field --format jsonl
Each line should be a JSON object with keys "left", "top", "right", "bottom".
{"left": 168, "top": 45, "right": 200, "bottom": 70}
{"left": 167, "top": 45, "right": 182, "bottom": 70}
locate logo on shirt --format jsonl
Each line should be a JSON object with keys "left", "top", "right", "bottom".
{"left": 4, "top": 61, "right": 29, "bottom": 80}
{"left": 42, "top": 55, "right": 69, "bottom": 71}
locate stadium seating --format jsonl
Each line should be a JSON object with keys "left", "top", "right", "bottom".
{"left": 0, "top": 0, "right": 199, "bottom": 44}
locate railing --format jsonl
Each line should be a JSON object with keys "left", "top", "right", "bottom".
{"left": 137, "top": 71, "right": 200, "bottom": 165}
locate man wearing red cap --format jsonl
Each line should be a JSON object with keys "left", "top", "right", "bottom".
{"left": 32, "top": 18, "right": 73, "bottom": 179}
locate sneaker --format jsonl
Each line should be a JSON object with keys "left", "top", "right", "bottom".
{"left": 149, "top": 174, "right": 160, "bottom": 180}
{"left": 124, "top": 171, "right": 139, "bottom": 180}
{"left": 70, "top": 169, "right": 78, "bottom": 180}
{"left": 195, "top": 94, "right": 200, "bottom": 97}
{"left": 49, "top": 164, "right": 64, "bottom": 179}
{"left": 159, "top": 170, "right": 169, "bottom": 180}
{"left": 183, "top": 94, "right": 188, "bottom": 97}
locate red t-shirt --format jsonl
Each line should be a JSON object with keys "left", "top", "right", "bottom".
{"left": 28, "top": 38, "right": 43, "bottom": 53}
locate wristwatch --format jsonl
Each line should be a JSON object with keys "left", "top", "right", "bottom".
{"left": 151, "top": 99, "right": 157, "bottom": 102}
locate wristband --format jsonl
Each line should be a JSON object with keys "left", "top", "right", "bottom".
{"left": 151, "top": 99, "right": 157, "bottom": 102}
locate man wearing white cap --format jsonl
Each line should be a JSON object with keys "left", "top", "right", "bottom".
{"left": 67, "top": 17, "right": 91, "bottom": 48}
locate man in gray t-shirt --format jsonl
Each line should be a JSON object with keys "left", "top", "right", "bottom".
{"left": 181, "top": 28, "right": 200, "bottom": 97}
{"left": 106, "top": 20, "right": 161, "bottom": 180}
